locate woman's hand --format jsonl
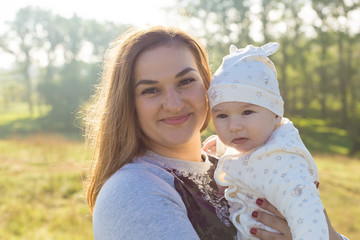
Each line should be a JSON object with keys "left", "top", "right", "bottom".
{"left": 324, "top": 210, "right": 343, "bottom": 240}
{"left": 251, "top": 198, "right": 343, "bottom": 240}
{"left": 250, "top": 198, "right": 292, "bottom": 240}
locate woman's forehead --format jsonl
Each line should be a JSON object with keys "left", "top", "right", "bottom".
{"left": 134, "top": 45, "right": 198, "bottom": 82}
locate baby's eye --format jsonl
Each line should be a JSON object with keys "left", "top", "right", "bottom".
{"left": 242, "top": 110, "right": 254, "bottom": 115}
{"left": 141, "top": 88, "right": 159, "bottom": 95}
{"left": 178, "top": 78, "right": 195, "bottom": 87}
{"left": 216, "top": 114, "right": 228, "bottom": 119}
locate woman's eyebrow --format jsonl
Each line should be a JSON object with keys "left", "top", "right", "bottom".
{"left": 135, "top": 79, "right": 158, "bottom": 88}
{"left": 135, "top": 67, "right": 196, "bottom": 88}
{"left": 175, "top": 67, "right": 196, "bottom": 78}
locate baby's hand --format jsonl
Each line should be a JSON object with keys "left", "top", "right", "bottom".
{"left": 202, "top": 135, "right": 218, "bottom": 155}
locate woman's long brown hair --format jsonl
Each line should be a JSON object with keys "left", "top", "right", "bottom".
{"left": 84, "top": 26, "right": 212, "bottom": 213}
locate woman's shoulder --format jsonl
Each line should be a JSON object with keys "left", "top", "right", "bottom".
{"left": 99, "top": 159, "right": 176, "bottom": 199}
{"left": 93, "top": 158, "right": 192, "bottom": 239}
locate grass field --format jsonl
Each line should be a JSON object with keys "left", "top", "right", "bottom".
{"left": 0, "top": 135, "right": 359, "bottom": 239}
{"left": 0, "top": 135, "right": 93, "bottom": 240}
{"left": 316, "top": 154, "right": 360, "bottom": 239}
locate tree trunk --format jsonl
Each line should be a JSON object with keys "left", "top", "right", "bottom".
{"left": 24, "top": 50, "right": 33, "bottom": 115}
{"left": 337, "top": 34, "right": 348, "bottom": 127}
{"left": 345, "top": 37, "right": 359, "bottom": 156}
{"left": 319, "top": 45, "right": 328, "bottom": 118}
{"left": 300, "top": 55, "right": 311, "bottom": 118}
{"left": 260, "top": 0, "right": 272, "bottom": 43}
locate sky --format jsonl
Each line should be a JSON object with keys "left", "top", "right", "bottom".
{"left": 0, "top": 0, "right": 177, "bottom": 27}
{"left": 0, "top": 0, "right": 179, "bottom": 68}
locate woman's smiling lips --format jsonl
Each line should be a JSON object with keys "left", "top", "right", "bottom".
{"left": 231, "top": 137, "right": 248, "bottom": 145}
{"left": 160, "top": 113, "right": 192, "bottom": 125}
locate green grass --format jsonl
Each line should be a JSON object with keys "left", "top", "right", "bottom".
{"left": 291, "top": 116, "right": 351, "bottom": 155}
{"left": 0, "top": 103, "right": 50, "bottom": 124}
{"left": 0, "top": 102, "right": 83, "bottom": 140}
{"left": 0, "top": 103, "right": 51, "bottom": 138}
{"left": 0, "top": 135, "right": 93, "bottom": 240}
{"left": 0, "top": 136, "right": 358, "bottom": 239}
{"left": 315, "top": 154, "right": 360, "bottom": 239}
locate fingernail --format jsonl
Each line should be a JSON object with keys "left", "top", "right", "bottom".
{"left": 256, "top": 198, "right": 264, "bottom": 206}
{"left": 252, "top": 211, "right": 259, "bottom": 218}
{"left": 250, "top": 228, "right": 257, "bottom": 235}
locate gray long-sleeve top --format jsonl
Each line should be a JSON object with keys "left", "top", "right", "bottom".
{"left": 93, "top": 151, "right": 235, "bottom": 240}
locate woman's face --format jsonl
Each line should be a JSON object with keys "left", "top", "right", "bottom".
{"left": 134, "top": 45, "right": 207, "bottom": 153}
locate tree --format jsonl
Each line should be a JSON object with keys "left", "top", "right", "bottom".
{"left": 4, "top": 7, "right": 47, "bottom": 114}
{"left": 312, "top": 0, "right": 338, "bottom": 118}
{"left": 83, "top": 19, "right": 131, "bottom": 60}
{"left": 333, "top": 0, "right": 359, "bottom": 125}
{"left": 1, "top": 7, "right": 131, "bottom": 133}
{"left": 259, "top": 0, "right": 277, "bottom": 43}
{"left": 332, "top": 0, "right": 360, "bottom": 155}
{"left": 176, "top": 0, "right": 253, "bottom": 68}
{"left": 37, "top": 12, "right": 65, "bottom": 83}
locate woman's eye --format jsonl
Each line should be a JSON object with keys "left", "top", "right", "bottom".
{"left": 178, "top": 78, "right": 195, "bottom": 87}
{"left": 243, "top": 110, "right": 254, "bottom": 115}
{"left": 216, "top": 114, "right": 228, "bottom": 119}
{"left": 141, "top": 88, "right": 159, "bottom": 95}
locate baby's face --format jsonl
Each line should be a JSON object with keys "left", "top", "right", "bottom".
{"left": 211, "top": 102, "right": 281, "bottom": 153}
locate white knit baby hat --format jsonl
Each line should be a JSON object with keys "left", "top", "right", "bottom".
{"left": 208, "top": 42, "right": 284, "bottom": 117}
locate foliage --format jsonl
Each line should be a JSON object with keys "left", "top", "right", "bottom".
{"left": 0, "top": 6, "right": 131, "bottom": 132}
{"left": 37, "top": 61, "right": 100, "bottom": 132}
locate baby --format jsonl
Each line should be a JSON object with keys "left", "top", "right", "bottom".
{"left": 207, "top": 42, "right": 328, "bottom": 240}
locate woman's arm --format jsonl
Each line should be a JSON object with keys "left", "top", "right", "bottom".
{"left": 251, "top": 198, "right": 343, "bottom": 240}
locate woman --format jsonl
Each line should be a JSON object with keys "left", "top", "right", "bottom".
{"left": 84, "top": 25, "right": 345, "bottom": 239}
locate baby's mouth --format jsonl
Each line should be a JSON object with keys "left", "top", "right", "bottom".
{"left": 231, "top": 137, "right": 248, "bottom": 145}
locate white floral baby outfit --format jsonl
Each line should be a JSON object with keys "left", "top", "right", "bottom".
{"left": 214, "top": 118, "right": 329, "bottom": 240}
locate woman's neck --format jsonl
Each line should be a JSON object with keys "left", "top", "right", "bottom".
{"left": 149, "top": 138, "right": 203, "bottom": 162}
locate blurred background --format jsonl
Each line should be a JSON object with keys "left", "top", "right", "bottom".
{"left": 0, "top": 0, "right": 359, "bottom": 239}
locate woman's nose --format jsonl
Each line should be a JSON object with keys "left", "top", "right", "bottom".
{"left": 162, "top": 88, "right": 184, "bottom": 112}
